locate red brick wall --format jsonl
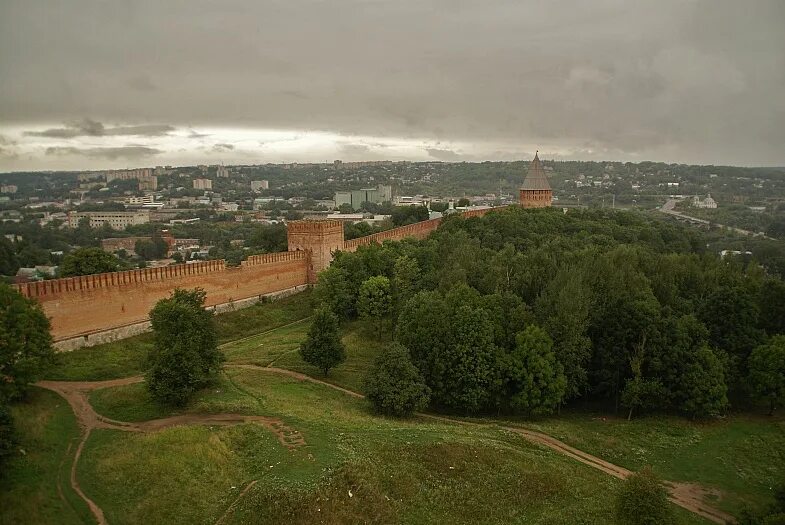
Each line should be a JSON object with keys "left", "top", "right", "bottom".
{"left": 15, "top": 252, "right": 309, "bottom": 341}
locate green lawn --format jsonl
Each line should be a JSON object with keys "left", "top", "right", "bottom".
{"left": 222, "top": 319, "right": 388, "bottom": 393}
{"left": 0, "top": 389, "right": 93, "bottom": 525}
{"left": 78, "top": 370, "right": 675, "bottom": 525}
{"left": 518, "top": 412, "right": 785, "bottom": 517}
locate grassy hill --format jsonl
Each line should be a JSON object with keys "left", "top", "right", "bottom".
{"left": 2, "top": 290, "right": 782, "bottom": 524}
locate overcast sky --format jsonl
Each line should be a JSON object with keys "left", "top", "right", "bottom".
{"left": 1, "top": 0, "right": 784, "bottom": 171}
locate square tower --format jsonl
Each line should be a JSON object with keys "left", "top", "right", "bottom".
{"left": 287, "top": 220, "right": 345, "bottom": 282}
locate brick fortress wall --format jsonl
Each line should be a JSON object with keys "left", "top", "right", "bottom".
{"left": 15, "top": 206, "right": 505, "bottom": 350}
{"left": 15, "top": 252, "right": 309, "bottom": 345}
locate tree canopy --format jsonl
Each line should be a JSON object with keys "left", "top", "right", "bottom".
{"left": 299, "top": 305, "right": 346, "bottom": 375}
{"left": 60, "top": 247, "right": 119, "bottom": 277}
{"left": 364, "top": 344, "right": 430, "bottom": 417}
{"left": 313, "top": 206, "right": 785, "bottom": 417}
{"left": 146, "top": 288, "right": 224, "bottom": 406}
{"left": 0, "top": 284, "right": 55, "bottom": 402}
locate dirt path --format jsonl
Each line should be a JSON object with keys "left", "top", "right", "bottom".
{"left": 232, "top": 364, "right": 736, "bottom": 524}
{"left": 35, "top": 376, "right": 306, "bottom": 525}
{"left": 215, "top": 479, "right": 258, "bottom": 525}
{"left": 36, "top": 364, "right": 735, "bottom": 525}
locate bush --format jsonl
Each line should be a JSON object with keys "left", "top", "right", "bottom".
{"left": 615, "top": 467, "right": 675, "bottom": 525}
{"left": 299, "top": 305, "right": 346, "bottom": 375}
{"left": 364, "top": 344, "right": 431, "bottom": 417}
{"left": 146, "top": 288, "right": 224, "bottom": 406}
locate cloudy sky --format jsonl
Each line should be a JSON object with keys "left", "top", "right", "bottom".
{"left": 1, "top": 0, "right": 784, "bottom": 171}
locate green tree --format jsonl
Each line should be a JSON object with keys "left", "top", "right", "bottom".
{"left": 0, "top": 402, "right": 13, "bottom": 474}
{"left": 364, "top": 344, "right": 431, "bottom": 417}
{"left": 0, "top": 283, "right": 55, "bottom": 401}
{"left": 679, "top": 345, "right": 728, "bottom": 418}
{"left": 313, "top": 265, "right": 355, "bottom": 320}
{"left": 357, "top": 275, "right": 392, "bottom": 337}
{"left": 535, "top": 267, "right": 592, "bottom": 399}
{"left": 60, "top": 247, "right": 119, "bottom": 277}
{"left": 760, "top": 279, "right": 785, "bottom": 336}
{"left": 134, "top": 235, "right": 168, "bottom": 260}
{"left": 620, "top": 342, "right": 666, "bottom": 420}
{"left": 748, "top": 336, "right": 785, "bottom": 415}
{"left": 457, "top": 198, "right": 470, "bottom": 207}
{"left": 0, "top": 237, "right": 19, "bottom": 276}
{"left": 299, "top": 306, "right": 346, "bottom": 375}
{"left": 225, "top": 250, "right": 245, "bottom": 267}
{"left": 146, "top": 288, "right": 224, "bottom": 406}
{"left": 391, "top": 255, "right": 420, "bottom": 322}
{"left": 504, "top": 325, "right": 567, "bottom": 416}
{"left": 437, "top": 302, "right": 498, "bottom": 412}
{"left": 396, "top": 290, "right": 451, "bottom": 386}
{"left": 699, "top": 286, "right": 765, "bottom": 380}
{"left": 615, "top": 467, "right": 675, "bottom": 525}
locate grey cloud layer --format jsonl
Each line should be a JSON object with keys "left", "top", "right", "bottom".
{"left": 45, "top": 145, "right": 163, "bottom": 160}
{"left": 26, "top": 119, "right": 174, "bottom": 138}
{"left": 1, "top": 0, "right": 784, "bottom": 165}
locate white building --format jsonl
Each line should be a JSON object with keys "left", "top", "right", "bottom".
{"left": 193, "top": 178, "right": 213, "bottom": 190}
{"left": 67, "top": 211, "right": 150, "bottom": 229}
{"left": 217, "top": 165, "right": 230, "bottom": 178}
{"left": 693, "top": 194, "right": 718, "bottom": 209}
{"left": 251, "top": 180, "right": 269, "bottom": 192}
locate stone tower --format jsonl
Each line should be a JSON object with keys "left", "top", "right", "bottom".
{"left": 287, "top": 219, "right": 344, "bottom": 282}
{"left": 519, "top": 151, "right": 552, "bottom": 208}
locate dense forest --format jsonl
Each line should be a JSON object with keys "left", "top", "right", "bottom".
{"left": 314, "top": 207, "right": 785, "bottom": 418}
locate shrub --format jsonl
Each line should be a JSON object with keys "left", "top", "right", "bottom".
{"left": 615, "top": 467, "right": 675, "bottom": 525}
{"left": 364, "top": 344, "right": 431, "bottom": 417}
{"left": 146, "top": 288, "right": 224, "bottom": 406}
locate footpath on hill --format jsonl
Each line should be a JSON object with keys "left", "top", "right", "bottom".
{"left": 36, "top": 362, "right": 736, "bottom": 525}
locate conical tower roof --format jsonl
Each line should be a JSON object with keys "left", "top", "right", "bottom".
{"left": 521, "top": 152, "right": 551, "bottom": 190}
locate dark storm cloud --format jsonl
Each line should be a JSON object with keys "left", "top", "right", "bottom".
{"left": 212, "top": 143, "right": 235, "bottom": 152}
{"left": 45, "top": 145, "right": 163, "bottom": 160}
{"left": 1, "top": 0, "right": 784, "bottom": 165}
{"left": 25, "top": 119, "right": 174, "bottom": 138}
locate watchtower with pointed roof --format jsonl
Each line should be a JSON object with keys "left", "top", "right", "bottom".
{"left": 519, "top": 151, "right": 552, "bottom": 208}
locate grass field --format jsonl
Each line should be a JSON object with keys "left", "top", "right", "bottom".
{"left": 0, "top": 388, "right": 93, "bottom": 525}
{"left": 2, "top": 289, "right": 782, "bottom": 524}
{"left": 520, "top": 412, "right": 785, "bottom": 517}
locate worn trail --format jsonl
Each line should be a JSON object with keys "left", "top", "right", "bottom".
{"left": 35, "top": 376, "right": 305, "bottom": 525}
{"left": 232, "top": 364, "right": 736, "bottom": 524}
{"left": 36, "top": 363, "right": 734, "bottom": 525}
